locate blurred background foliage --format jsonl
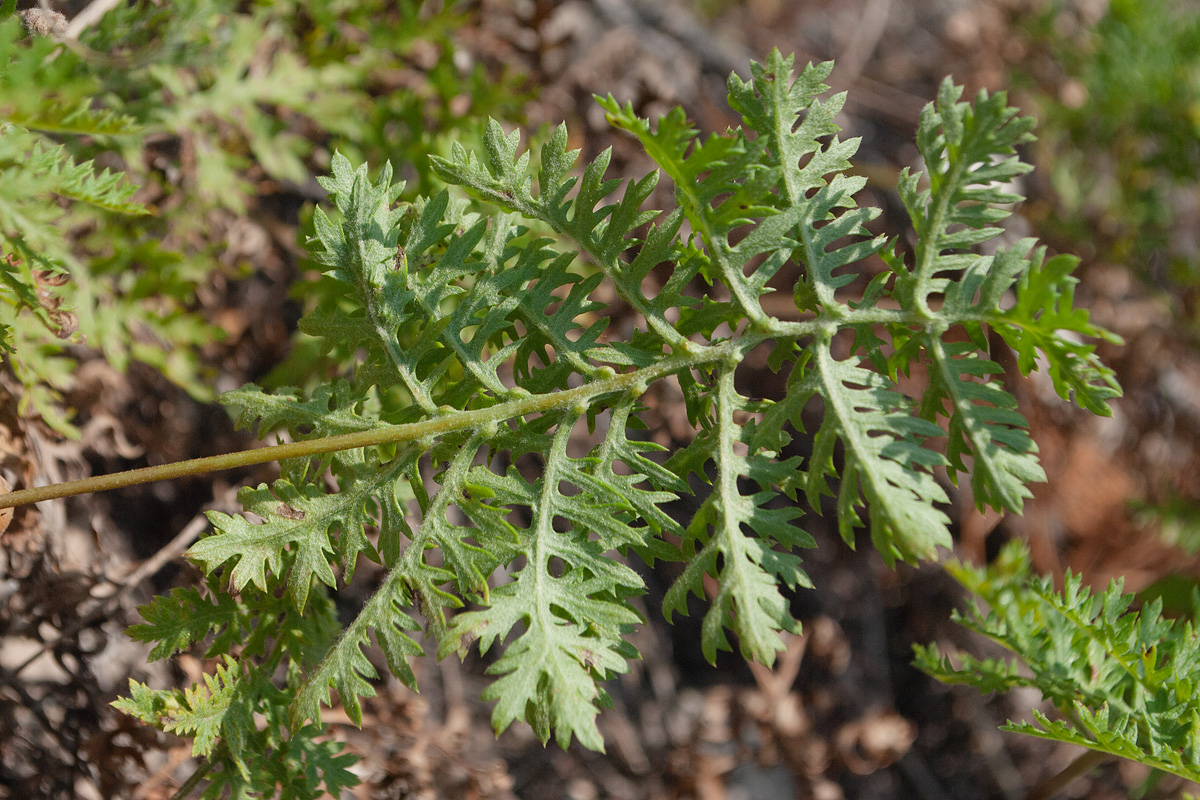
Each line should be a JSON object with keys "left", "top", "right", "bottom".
{"left": 1008, "top": 0, "right": 1200, "bottom": 561}
{"left": 0, "top": 0, "right": 527, "bottom": 434}
{"left": 1015, "top": 0, "right": 1200, "bottom": 307}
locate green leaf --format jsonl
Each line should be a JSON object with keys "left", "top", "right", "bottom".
{"left": 118, "top": 51, "right": 1123, "bottom": 762}
{"left": 440, "top": 414, "right": 652, "bottom": 750}
{"left": 192, "top": 457, "right": 413, "bottom": 610}
{"left": 997, "top": 248, "right": 1122, "bottom": 415}
{"left": 923, "top": 337, "right": 1045, "bottom": 512}
{"left": 806, "top": 342, "right": 950, "bottom": 564}
{"left": 127, "top": 585, "right": 245, "bottom": 661}
{"left": 292, "top": 567, "right": 424, "bottom": 728}
{"left": 726, "top": 51, "right": 885, "bottom": 312}
{"left": 664, "top": 368, "right": 813, "bottom": 665}
{"left": 116, "top": 656, "right": 254, "bottom": 768}
{"left": 918, "top": 542, "right": 1200, "bottom": 784}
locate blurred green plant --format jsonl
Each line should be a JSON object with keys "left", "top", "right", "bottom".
{"left": 0, "top": 13, "right": 199, "bottom": 434}
{"left": 1016, "top": 0, "right": 1200, "bottom": 295}
{"left": 1012, "top": 0, "right": 1200, "bottom": 603}
{"left": 1131, "top": 493, "right": 1200, "bottom": 556}
{"left": 0, "top": 0, "right": 527, "bottom": 434}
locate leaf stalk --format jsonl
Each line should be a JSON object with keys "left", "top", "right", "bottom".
{"left": 0, "top": 346, "right": 727, "bottom": 509}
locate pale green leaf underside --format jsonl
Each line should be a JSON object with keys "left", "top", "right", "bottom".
{"left": 123, "top": 49, "right": 1120, "bottom": 756}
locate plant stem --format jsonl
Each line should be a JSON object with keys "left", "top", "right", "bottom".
{"left": 1025, "top": 748, "right": 1109, "bottom": 800}
{"left": 0, "top": 304, "right": 947, "bottom": 511}
{"left": 0, "top": 348, "right": 723, "bottom": 510}
{"left": 171, "top": 758, "right": 213, "bottom": 800}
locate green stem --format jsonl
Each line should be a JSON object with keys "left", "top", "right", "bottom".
{"left": 172, "top": 757, "right": 214, "bottom": 800}
{"left": 1025, "top": 748, "right": 1109, "bottom": 800}
{"left": 910, "top": 143, "right": 967, "bottom": 318}
{"left": 0, "top": 347, "right": 724, "bottom": 510}
{"left": 0, "top": 303, "right": 969, "bottom": 511}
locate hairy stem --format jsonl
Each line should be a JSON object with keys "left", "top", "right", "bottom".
{"left": 0, "top": 346, "right": 724, "bottom": 509}
{"left": 0, "top": 305, "right": 959, "bottom": 510}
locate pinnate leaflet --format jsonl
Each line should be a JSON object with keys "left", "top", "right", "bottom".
{"left": 114, "top": 51, "right": 1119, "bottom": 795}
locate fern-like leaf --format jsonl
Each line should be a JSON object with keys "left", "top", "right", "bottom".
{"left": 123, "top": 51, "right": 1122, "bottom": 762}
{"left": 996, "top": 248, "right": 1122, "bottom": 415}
{"left": 192, "top": 457, "right": 414, "bottom": 610}
{"left": 923, "top": 337, "right": 1045, "bottom": 511}
{"left": 917, "top": 542, "right": 1200, "bottom": 783}
{"left": 127, "top": 585, "right": 245, "bottom": 662}
{"left": 292, "top": 566, "right": 424, "bottom": 728}
{"left": 664, "top": 369, "right": 813, "bottom": 664}
{"left": 806, "top": 343, "right": 951, "bottom": 563}
{"left": 726, "top": 52, "right": 886, "bottom": 312}
{"left": 439, "top": 414, "right": 650, "bottom": 749}
{"left": 116, "top": 656, "right": 253, "bottom": 767}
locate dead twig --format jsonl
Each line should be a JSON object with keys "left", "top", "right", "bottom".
{"left": 1026, "top": 749, "right": 1111, "bottom": 800}
{"left": 64, "top": 0, "right": 123, "bottom": 40}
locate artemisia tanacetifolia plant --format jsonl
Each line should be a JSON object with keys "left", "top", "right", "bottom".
{"left": 0, "top": 51, "right": 1129, "bottom": 796}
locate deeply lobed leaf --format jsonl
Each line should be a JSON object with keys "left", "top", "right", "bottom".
{"left": 122, "top": 49, "right": 1121, "bottom": 767}
{"left": 917, "top": 542, "right": 1200, "bottom": 784}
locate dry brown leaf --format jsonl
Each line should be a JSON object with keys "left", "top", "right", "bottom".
{"left": 0, "top": 475, "right": 12, "bottom": 536}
